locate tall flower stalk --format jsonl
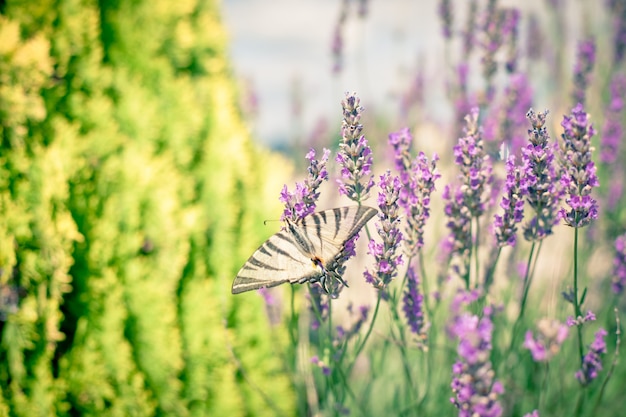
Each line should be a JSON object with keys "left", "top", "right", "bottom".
{"left": 445, "top": 108, "right": 493, "bottom": 289}
{"left": 558, "top": 103, "right": 600, "bottom": 364}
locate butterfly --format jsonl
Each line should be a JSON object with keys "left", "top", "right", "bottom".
{"left": 232, "top": 206, "right": 377, "bottom": 295}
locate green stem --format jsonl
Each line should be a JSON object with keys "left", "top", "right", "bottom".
{"left": 352, "top": 291, "right": 381, "bottom": 360}
{"left": 508, "top": 241, "right": 538, "bottom": 353}
{"left": 573, "top": 227, "right": 584, "bottom": 364}
{"left": 474, "top": 216, "right": 480, "bottom": 289}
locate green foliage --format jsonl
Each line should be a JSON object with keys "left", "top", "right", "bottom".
{"left": 0, "top": 1, "right": 294, "bottom": 416}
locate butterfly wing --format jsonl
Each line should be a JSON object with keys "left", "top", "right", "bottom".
{"left": 296, "top": 206, "right": 378, "bottom": 262}
{"left": 232, "top": 231, "right": 322, "bottom": 294}
{"left": 232, "top": 206, "right": 378, "bottom": 294}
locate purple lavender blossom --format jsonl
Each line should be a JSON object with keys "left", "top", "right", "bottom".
{"left": 566, "top": 310, "right": 596, "bottom": 327}
{"left": 502, "top": 8, "right": 521, "bottom": 73}
{"left": 526, "top": 14, "right": 543, "bottom": 61}
{"left": 558, "top": 103, "right": 599, "bottom": 228}
{"left": 363, "top": 171, "right": 403, "bottom": 289}
{"left": 612, "top": 233, "right": 626, "bottom": 294}
{"left": 575, "top": 328, "right": 608, "bottom": 386}
{"left": 331, "top": 0, "right": 349, "bottom": 74}
{"left": 438, "top": 0, "right": 453, "bottom": 39}
{"left": 402, "top": 266, "right": 428, "bottom": 343}
{"left": 487, "top": 73, "right": 533, "bottom": 156}
{"left": 452, "top": 108, "right": 493, "bottom": 218}
{"left": 608, "top": 0, "right": 626, "bottom": 64}
{"left": 336, "top": 304, "right": 369, "bottom": 345}
{"left": 523, "top": 318, "right": 569, "bottom": 362}
{"left": 311, "top": 355, "right": 331, "bottom": 376}
{"left": 494, "top": 155, "right": 524, "bottom": 247}
{"left": 389, "top": 128, "right": 440, "bottom": 256}
{"left": 336, "top": 93, "right": 375, "bottom": 201}
{"left": 450, "top": 310, "right": 504, "bottom": 417}
{"left": 520, "top": 109, "right": 562, "bottom": 241}
{"left": 523, "top": 411, "right": 539, "bottom": 417}
{"left": 443, "top": 184, "right": 472, "bottom": 280}
{"left": 600, "top": 74, "right": 626, "bottom": 164}
{"left": 280, "top": 148, "right": 330, "bottom": 222}
{"left": 461, "top": 0, "right": 478, "bottom": 59}
{"left": 572, "top": 39, "right": 596, "bottom": 106}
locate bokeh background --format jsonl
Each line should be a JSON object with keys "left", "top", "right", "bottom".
{"left": 1, "top": 0, "right": 625, "bottom": 416}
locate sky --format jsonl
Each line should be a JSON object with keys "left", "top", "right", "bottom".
{"left": 221, "top": 0, "right": 447, "bottom": 149}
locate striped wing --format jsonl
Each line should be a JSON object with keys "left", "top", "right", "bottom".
{"left": 232, "top": 231, "right": 322, "bottom": 294}
{"left": 296, "top": 206, "right": 378, "bottom": 262}
{"left": 232, "top": 206, "right": 378, "bottom": 294}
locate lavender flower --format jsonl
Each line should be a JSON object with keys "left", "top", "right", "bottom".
{"left": 389, "top": 128, "right": 440, "bottom": 256}
{"left": 336, "top": 93, "right": 375, "bottom": 201}
{"left": 486, "top": 73, "right": 533, "bottom": 156}
{"left": 520, "top": 109, "right": 562, "bottom": 241}
{"left": 502, "top": 8, "right": 521, "bottom": 73}
{"left": 523, "top": 318, "right": 569, "bottom": 361}
{"left": 452, "top": 108, "right": 493, "bottom": 218}
{"left": 443, "top": 184, "right": 472, "bottom": 280}
{"left": 280, "top": 148, "right": 330, "bottom": 222}
{"left": 438, "top": 0, "right": 453, "bottom": 39}
{"left": 523, "top": 411, "right": 539, "bottom": 417}
{"left": 335, "top": 304, "right": 369, "bottom": 346}
{"left": 331, "top": 0, "right": 349, "bottom": 74}
{"left": 566, "top": 310, "right": 596, "bottom": 327}
{"left": 600, "top": 74, "right": 626, "bottom": 164}
{"left": 572, "top": 39, "right": 596, "bottom": 106}
{"left": 450, "top": 309, "right": 504, "bottom": 417}
{"left": 612, "top": 233, "right": 626, "bottom": 294}
{"left": 494, "top": 155, "right": 524, "bottom": 247}
{"left": 558, "top": 103, "right": 599, "bottom": 228}
{"left": 363, "top": 171, "right": 403, "bottom": 289}
{"left": 526, "top": 14, "right": 543, "bottom": 61}
{"left": 402, "top": 266, "right": 428, "bottom": 343}
{"left": 608, "top": 0, "right": 626, "bottom": 64}
{"left": 311, "top": 355, "right": 331, "bottom": 376}
{"left": 576, "top": 328, "right": 608, "bottom": 386}
{"left": 461, "top": 0, "right": 478, "bottom": 59}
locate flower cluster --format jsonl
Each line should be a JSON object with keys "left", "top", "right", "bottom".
{"left": 520, "top": 109, "right": 562, "bottom": 241}
{"left": 438, "top": 0, "right": 453, "bottom": 39}
{"left": 565, "top": 310, "right": 596, "bottom": 327}
{"left": 572, "top": 39, "right": 596, "bottom": 106}
{"left": 402, "top": 266, "right": 428, "bottom": 343}
{"left": 364, "top": 171, "right": 404, "bottom": 289}
{"left": 493, "top": 155, "right": 524, "bottom": 247}
{"left": 558, "top": 103, "right": 599, "bottom": 228}
{"left": 450, "top": 308, "right": 504, "bottom": 417}
{"left": 600, "top": 74, "right": 626, "bottom": 164}
{"left": 523, "top": 318, "right": 569, "bottom": 362}
{"left": 452, "top": 108, "right": 493, "bottom": 218}
{"left": 336, "top": 93, "right": 375, "bottom": 201}
{"left": 612, "top": 233, "right": 626, "bottom": 294}
{"left": 609, "top": 0, "right": 626, "bottom": 65}
{"left": 484, "top": 73, "right": 532, "bottom": 156}
{"left": 576, "top": 328, "right": 608, "bottom": 386}
{"left": 443, "top": 184, "right": 472, "bottom": 279}
{"left": 502, "top": 8, "right": 520, "bottom": 73}
{"left": 389, "top": 128, "right": 440, "bottom": 257}
{"left": 280, "top": 148, "right": 330, "bottom": 222}
{"left": 336, "top": 304, "right": 369, "bottom": 347}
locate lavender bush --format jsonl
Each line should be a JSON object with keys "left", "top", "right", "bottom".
{"left": 237, "top": 2, "right": 626, "bottom": 416}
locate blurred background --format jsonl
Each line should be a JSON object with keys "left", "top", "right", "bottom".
{"left": 0, "top": 0, "right": 624, "bottom": 416}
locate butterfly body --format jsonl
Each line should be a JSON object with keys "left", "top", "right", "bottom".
{"left": 232, "top": 206, "right": 377, "bottom": 294}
